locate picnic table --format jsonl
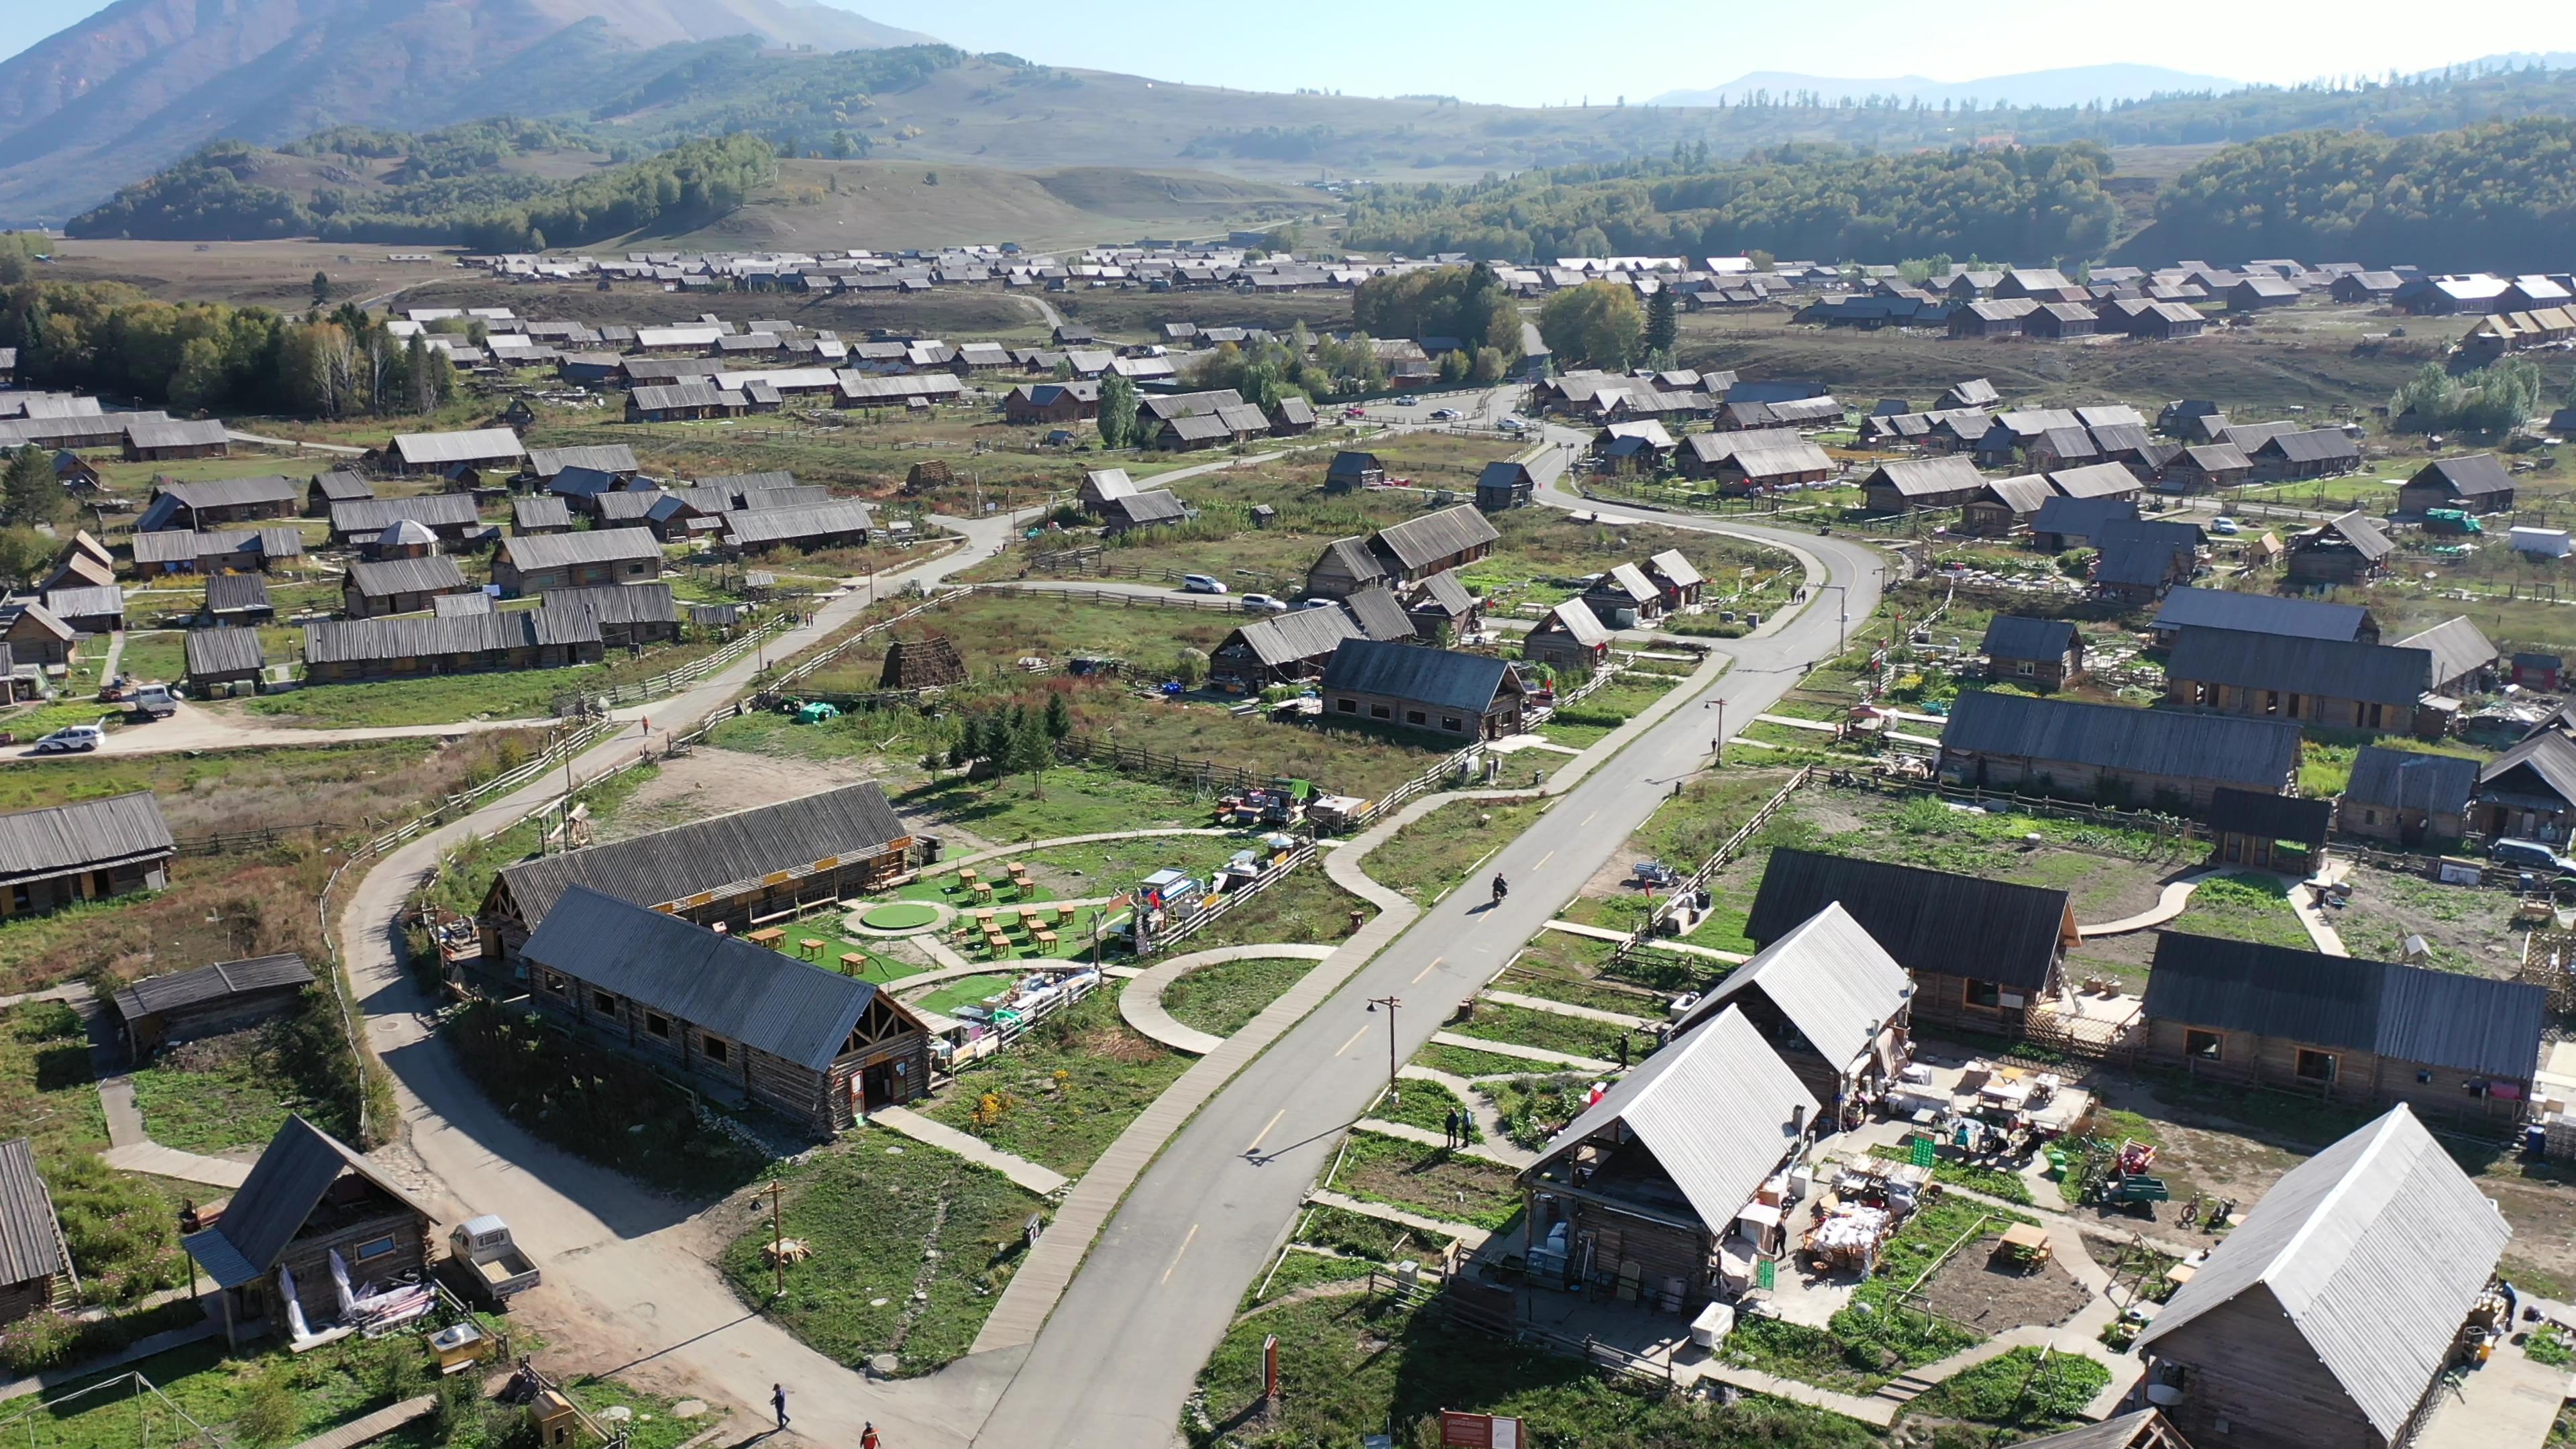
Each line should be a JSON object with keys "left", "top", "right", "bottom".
{"left": 972, "top": 881, "right": 995, "bottom": 902}
{"left": 1999, "top": 1222, "right": 2053, "bottom": 1267}
{"left": 800, "top": 938, "right": 825, "bottom": 959}
{"left": 746, "top": 927, "right": 787, "bottom": 947}
{"left": 1034, "top": 929, "right": 1059, "bottom": 949}
{"left": 839, "top": 953, "right": 867, "bottom": 976}
{"left": 957, "top": 868, "right": 979, "bottom": 885}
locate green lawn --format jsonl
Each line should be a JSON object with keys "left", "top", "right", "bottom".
{"left": 1162, "top": 864, "right": 1373, "bottom": 956}
{"left": 0, "top": 1326, "right": 443, "bottom": 1448}
{"left": 129, "top": 1025, "right": 316, "bottom": 1155}
{"left": 1366, "top": 798, "right": 1548, "bottom": 906}
{"left": 1413, "top": 1042, "right": 1548, "bottom": 1079}
{"left": 0, "top": 1002, "right": 197, "bottom": 1310}
{"left": 1902, "top": 1346, "right": 2112, "bottom": 1436}
{"left": 2170, "top": 871, "right": 2315, "bottom": 949}
{"left": 719, "top": 1128, "right": 1045, "bottom": 1377}
{"left": 1242, "top": 1248, "right": 1378, "bottom": 1308}
{"left": 1366, "top": 1077, "right": 1479, "bottom": 1143}
{"left": 240, "top": 668, "right": 600, "bottom": 727}
{"left": 1447, "top": 1000, "right": 1635, "bottom": 1063}
{"left": 1193, "top": 1294, "right": 1879, "bottom": 1449}
{"left": 1162, "top": 955, "right": 1322, "bottom": 1038}
{"left": 908, "top": 972, "right": 1021, "bottom": 1017}
{"left": 920, "top": 990, "right": 1189, "bottom": 1178}
{"left": 1326, "top": 1130, "right": 1521, "bottom": 1230}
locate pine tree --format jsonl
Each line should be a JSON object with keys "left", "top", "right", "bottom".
{"left": 1644, "top": 286, "right": 1678, "bottom": 358}
{"left": 1, "top": 445, "right": 62, "bottom": 528}
{"left": 1043, "top": 690, "right": 1072, "bottom": 741}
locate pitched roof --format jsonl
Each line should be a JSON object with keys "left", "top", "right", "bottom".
{"left": 0, "top": 1136, "right": 63, "bottom": 1287}
{"left": 1672, "top": 903, "right": 1913, "bottom": 1065}
{"left": 524, "top": 887, "right": 898, "bottom": 1072}
{"left": 346, "top": 555, "right": 470, "bottom": 600}
{"left": 2133, "top": 1105, "right": 2510, "bottom": 1442}
{"left": 302, "top": 606, "right": 599, "bottom": 666}
{"left": 203, "top": 574, "right": 271, "bottom": 615}
{"left": 513, "top": 496, "right": 572, "bottom": 531}
{"left": 1943, "top": 690, "right": 2301, "bottom": 791}
{"left": 2477, "top": 727, "right": 2576, "bottom": 805}
{"left": 110, "top": 953, "right": 312, "bottom": 1022}
{"left": 1532, "top": 598, "right": 1611, "bottom": 648}
{"left": 545, "top": 583, "right": 677, "bottom": 629}
{"left": 181, "top": 1116, "right": 437, "bottom": 1287}
{"left": 2257, "top": 427, "right": 2361, "bottom": 465}
{"left": 2407, "top": 453, "right": 2514, "bottom": 498}
{"left": 1342, "top": 586, "right": 1415, "bottom": 641}
{"left": 2149, "top": 934, "right": 2545, "bottom": 1080}
{"left": 124, "top": 418, "right": 230, "bottom": 451}
{"left": 2165, "top": 627, "right": 2430, "bottom": 707}
{"left": 2151, "top": 587, "right": 2366, "bottom": 641}
{"left": 1981, "top": 615, "right": 2076, "bottom": 659}
{"left": 2002, "top": 1412, "right": 2182, "bottom": 1449}
{"left": 700, "top": 470, "right": 797, "bottom": 494}
{"left": 1866, "top": 455, "right": 1983, "bottom": 498}
{"left": 390, "top": 428, "right": 525, "bottom": 466}
{"left": 2047, "top": 462, "right": 2139, "bottom": 498}
{"left": 496, "top": 783, "right": 906, "bottom": 927}
{"left": 2394, "top": 617, "right": 2497, "bottom": 688}
{"left": 1411, "top": 570, "right": 1477, "bottom": 619}
{"left": 1227, "top": 607, "right": 1366, "bottom": 668}
{"left": 329, "top": 493, "right": 480, "bottom": 535}
{"left": 1529, "top": 1006, "right": 1819, "bottom": 1234}
{"left": 44, "top": 585, "right": 123, "bottom": 621}
{"left": 0, "top": 792, "right": 174, "bottom": 885}
{"left": 1747, "top": 847, "right": 2071, "bottom": 990}
{"left": 1646, "top": 549, "right": 1703, "bottom": 589}
{"left": 2030, "top": 495, "right": 2137, "bottom": 539}
{"left": 1374, "top": 505, "right": 1499, "bottom": 572}
{"left": 499, "top": 529, "right": 665, "bottom": 572}
{"left": 1320, "top": 639, "right": 1518, "bottom": 714}
{"left": 1590, "top": 563, "right": 1658, "bottom": 605}
{"left": 1977, "top": 474, "right": 2055, "bottom": 515}
{"left": 152, "top": 475, "right": 299, "bottom": 511}
{"left": 2206, "top": 786, "right": 2333, "bottom": 847}
{"left": 722, "top": 500, "right": 875, "bottom": 547}
{"left": 2343, "top": 745, "right": 2479, "bottom": 816}
{"left": 184, "top": 626, "right": 265, "bottom": 678}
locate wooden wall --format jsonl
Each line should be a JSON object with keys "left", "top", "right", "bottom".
{"left": 0, "top": 1273, "right": 53, "bottom": 1324}
{"left": 2145, "top": 1288, "right": 2400, "bottom": 1449}
{"left": 2139, "top": 1019, "right": 2530, "bottom": 1121}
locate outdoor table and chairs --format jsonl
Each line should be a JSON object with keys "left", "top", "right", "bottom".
{"left": 746, "top": 927, "right": 787, "bottom": 947}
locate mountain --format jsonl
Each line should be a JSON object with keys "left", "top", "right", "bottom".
{"left": 1652, "top": 64, "right": 2241, "bottom": 109}
{"left": 0, "top": 0, "right": 934, "bottom": 223}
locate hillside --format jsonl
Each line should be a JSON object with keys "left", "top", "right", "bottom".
{"left": 0, "top": 0, "right": 931, "bottom": 223}
{"left": 1652, "top": 64, "right": 2239, "bottom": 109}
{"left": 657, "top": 160, "right": 1336, "bottom": 251}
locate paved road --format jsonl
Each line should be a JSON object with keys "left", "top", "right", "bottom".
{"left": 966, "top": 451, "right": 1886, "bottom": 1447}
{"left": 331, "top": 507, "right": 1036, "bottom": 1446}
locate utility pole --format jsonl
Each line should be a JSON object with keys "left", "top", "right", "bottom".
{"left": 1366, "top": 996, "right": 1401, "bottom": 1109}
{"left": 769, "top": 1179, "right": 786, "bottom": 1299}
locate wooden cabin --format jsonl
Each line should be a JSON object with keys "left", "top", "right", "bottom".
{"left": 0, "top": 1137, "right": 66, "bottom": 1325}
{"left": 180, "top": 1116, "right": 439, "bottom": 1344}
{"left": 0, "top": 792, "right": 175, "bottom": 922}
{"left": 1939, "top": 690, "right": 2302, "bottom": 818}
{"left": 108, "top": 954, "right": 315, "bottom": 1060}
{"left": 1744, "top": 849, "right": 2074, "bottom": 1034}
{"left": 1667, "top": 903, "right": 1913, "bottom": 1120}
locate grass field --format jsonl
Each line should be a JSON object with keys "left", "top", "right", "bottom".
{"left": 1365, "top": 796, "right": 1548, "bottom": 906}
{"left": 920, "top": 990, "right": 1189, "bottom": 1178}
{"left": 129, "top": 1026, "right": 317, "bottom": 1155}
{"left": 0, "top": 1333, "right": 449, "bottom": 1449}
{"left": 720, "top": 1128, "right": 1046, "bottom": 1377}
{"left": 1326, "top": 1130, "right": 1521, "bottom": 1230}
{"left": 1163, "top": 956, "right": 1324, "bottom": 1038}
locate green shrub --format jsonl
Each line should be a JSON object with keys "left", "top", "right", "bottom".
{"left": 10, "top": 1000, "right": 81, "bottom": 1042}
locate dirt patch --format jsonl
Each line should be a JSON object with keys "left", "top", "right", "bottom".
{"left": 2330, "top": 861, "right": 2526, "bottom": 977}
{"left": 1915, "top": 1234, "right": 2097, "bottom": 1335}
{"left": 598, "top": 746, "right": 885, "bottom": 842}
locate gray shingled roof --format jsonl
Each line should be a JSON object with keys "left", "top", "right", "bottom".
{"left": 1374, "top": 505, "right": 1499, "bottom": 572}
{"left": 2395, "top": 617, "right": 2498, "bottom": 690}
{"left": 2167, "top": 627, "right": 2430, "bottom": 707}
{"left": 125, "top": 418, "right": 230, "bottom": 451}
{"left": 302, "top": 606, "right": 598, "bottom": 666}
{"left": 2151, "top": 587, "right": 2366, "bottom": 641}
{"left": 110, "top": 953, "right": 312, "bottom": 1022}
{"left": 1978, "top": 475, "right": 2055, "bottom": 515}
{"left": 43, "top": 585, "right": 123, "bottom": 621}
{"left": 496, "top": 782, "right": 905, "bottom": 927}
{"left": 1748, "top": 847, "right": 2070, "bottom": 990}
{"left": 722, "top": 500, "right": 875, "bottom": 548}
{"left": 346, "top": 555, "right": 470, "bottom": 600}
{"left": 1533, "top": 598, "right": 1610, "bottom": 649}
{"left": 180, "top": 1116, "right": 436, "bottom": 1289}
{"left": 2133, "top": 1104, "right": 2510, "bottom": 1443}
{"left": 1672, "top": 902, "right": 1912, "bottom": 1066}
{"left": 309, "top": 470, "right": 372, "bottom": 502}
{"left": 2406, "top": 453, "right": 2512, "bottom": 499}
{"left": 2477, "top": 728, "right": 2576, "bottom": 806}
{"left": 0, "top": 1137, "right": 64, "bottom": 1287}
{"left": 2300, "top": 511, "right": 2394, "bottom": 561}
{"left": 1226, "top": 607, "right": 1365, "bottom": 669}
{"left": 1867, "top": 455, "right": 1984, "bottom": 498}
{"left": 0, "top": 792, "right": 174, "bottom": 885}
{"left": 2030, "top": 495, "right": 2136, "bottom": 539}
{"left": 2344, "top": 745, "right": 2478, "bottom": 816}
{"left": 513, "top": 496, "right": 572, "bottom": 531}
{"left": 184, "top": 627, "right": 265, "bottom": 678}
{"left": 500, "top": 529, "right": 664, "bottom": 572}
{"left": 543, "top": 583, "right": 676, "bottom": 628}
{"left": 1320, "top": 639, "right": 1518, "bottom": 714}
{"left": 1529, "top": 1006, "right": 1818, "bottom": 1235}
{"left": 525, "top": 887, "right": 896, "bottom": 1072}
{"left": 330, "top": 494, "right": 480, "bottom": 535}
{"left": 525, "top": 444, "right": 639, "bottom": 478}
{"left": 2047, "top": 462, "right": 2137, "bottom": 498}
{"left": 204, "top": 574, "right": 271, "bottom": 616}
{"left": 1943, "top": 690, "right": 2301, "bottom": 791}
{"left": 1342, "top": 587, "right": 1414, "bottom": 642}
{"left": 390, "top": 428, "right": 525, "bottom": 466}
{"left": 152, "top": 475, "right": 299, "bottom": 511}
{"left": 1980, "top": 615, "right": 2076, "bottom": 660}
{"left": 2206, "top": 786, "right": 2334, "bottom": 846}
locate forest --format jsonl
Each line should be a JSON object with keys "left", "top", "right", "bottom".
{"left": 2120, "top": 116, "right": 2576, "bottom": 273}
{"left": 1344, "top": 142, "right": 2123, "bottom": 266}
{"left": 66, "top": 132, "right": 777, "bottom": 251}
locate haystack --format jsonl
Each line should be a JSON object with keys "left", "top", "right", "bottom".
{"left": 881, "top": 635, "right": 967, "bottom": 690}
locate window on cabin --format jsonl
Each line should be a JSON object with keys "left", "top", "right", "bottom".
{"left": 543, "top": 973, "right": 566, "bottom": 995}
{"left": 1406, "top": 710, "right": 1426, "bottom": 725}
{"left": 1442, "top": 716, "right": 1463, "bottom": 733}
{"left": 703, "top": 1036, "right": 729, "bottom": 1063}
{"left": 645, "top": 1013, "right": 671, "bottom": 1039}
{"left": 1371, "top": 704, "right": 1391, "bottom": 720}
{"left": 1964, "top": 979, "right": 2002, "bottom": 1008}
{"left": 1337, "top": 698, "right": 1357, "bottom": 714}
{"left": 2184, "top": 1030, "right": 2223, "bottom": 1061}
{"left": 2295, "top": 1049, "right": 2337, "bottom": 1082}
{"left": 354, "top": 1236, "right": 398, "bottom": 1263}
{"left": 592, "top": 991, "right": 618, "bottom": 1014}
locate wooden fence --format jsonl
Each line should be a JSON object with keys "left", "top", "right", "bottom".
{"left": 1052, "top": 733, "right": 1276, "bottom": 793}
{"left": 549, "top": 610, "right": 794, "bottom": 716}
{"left": 1135, "top": 841, "right": 1319, "bottom": 957}
{"left": 1608, "top": 767, "right": 1813, "bottom": 968}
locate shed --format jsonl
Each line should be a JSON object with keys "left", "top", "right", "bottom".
{"left": 184, "top": 627, "right": 266, "bottom": 694}
{"left": 1980, "top": 616, "right": 2083, "bottom": 688}
{"left": 2394, "top": 617, "right": 2498, "bottom": 696}
{"left": 305, "top": 470, "right": 373, "bottom": 516}
{"left": 0, "top": 1138, "right": 67, "bottom": 1325}
{"left": 1521, "top": 599, "right": 1613, "bottom": 672}
{"left": 109, "top": 953, "right": 314, "bottom": 1058}
{"left": 1319, "top": 638, "right": 1525, "bottom": 741}
{"left": 201, "top": 574, "right": 274, "bottom": 627}
{"left": 2205, "top": 788, "right": 2334, "bottom": 873}
{"left": 343, "top": 556, "right": 472, "bottom": 619}
{"left": 1324, "top": 451, "right": 1385, "bottom": 493}
{"left": 2397, "top": 454, "right": 2515, "bottom": 515}
{"left": 0, "top": 792, "right": 176, "bottom": 921}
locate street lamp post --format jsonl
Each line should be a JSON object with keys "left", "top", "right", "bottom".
{"left": 1821, "top": 584, "right": 1849, "bottom": 655}
{"left": 1366, "top": 996, "right": 1401, "bottom": 1109}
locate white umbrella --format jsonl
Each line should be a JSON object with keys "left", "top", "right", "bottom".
{"left": 329, "top": 1249, "right": 356, "bottom": 1318}
{"left": 278, "top": 1265, "right": 310, "bottom": 1341}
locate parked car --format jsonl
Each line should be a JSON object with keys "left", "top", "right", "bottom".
{"left": 1391, "top": 396, "right": 1420, "bottom": 407}
{"left": 1240, "top": 593, "right": 1289, "bottom": 612}
{"left": 1430, "top": 408, "right": 1461, "bottom": 421}
{"left": 2491, "top": 838, "right": 2576, "bottom": 873}
{"left": 1499, "top": 415, "right": 1529, "bottom": 433}
{"left": 1342, "top": 406, "right": 1367, "bottom": 419}
{"left": 1181, "top": 574, "right": 1228, "bottom": 594}
{"left": 125, "top": 684, "right": 180, "bottom": 721}
{"left": 31, "top": 724, "right": 105, "bottom": 754}
{"left": 2208, "top": 517, "right": 2241, "bottom": 535}
{"left": 1297, "top": 598, "right": 1336, "bottom": 609}
{"left": 447, "top": 1216, "right": 541, "bottom": 1306}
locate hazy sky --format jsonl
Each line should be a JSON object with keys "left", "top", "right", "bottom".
{"left": 2, "top": 0, "right": 2566, "bottom": 104}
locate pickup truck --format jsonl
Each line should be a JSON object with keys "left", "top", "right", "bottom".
{"left": 125, "top": 684, "right": 180, "bottom": 721}
{"left": 448, "top": 1215, "right": 541, "bottom": 1305}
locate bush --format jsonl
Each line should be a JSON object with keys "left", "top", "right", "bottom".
{"left": 10, "top": 1000, "right": 81, "bottom": 1042}
{"left": 233, "top": 1373, "right": 301, "bottom": 1448}
{"left": 47, "top": 1152, "right": 191, "bottom": 1304}
{"left": 0, "top": 1299, "right": 202, "bottom": 1375}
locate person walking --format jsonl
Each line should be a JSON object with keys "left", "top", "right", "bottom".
{"left": 1444, "top": 1108, "right": 1460, "bottom": 1148}
{"left": 861, "top": 1424, "right": 881, "bottom": 1449}
{"left": 771, "top": 1385, "right": 790, "bottom": 1432}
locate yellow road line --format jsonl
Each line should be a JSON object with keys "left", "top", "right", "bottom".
{"left": 1246, "top": 1110, "right": 1286, "bottom": 1154}
{"left": 1334, "top": 1024, "right": 1371, "bottom": 1057}
{"left": 1161, "top": 1223, "right": 1200, "bottom": 1284}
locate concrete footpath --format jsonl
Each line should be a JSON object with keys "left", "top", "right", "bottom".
{"left": 869, "top": 1107, "right": 1068, "bottom": 1196}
